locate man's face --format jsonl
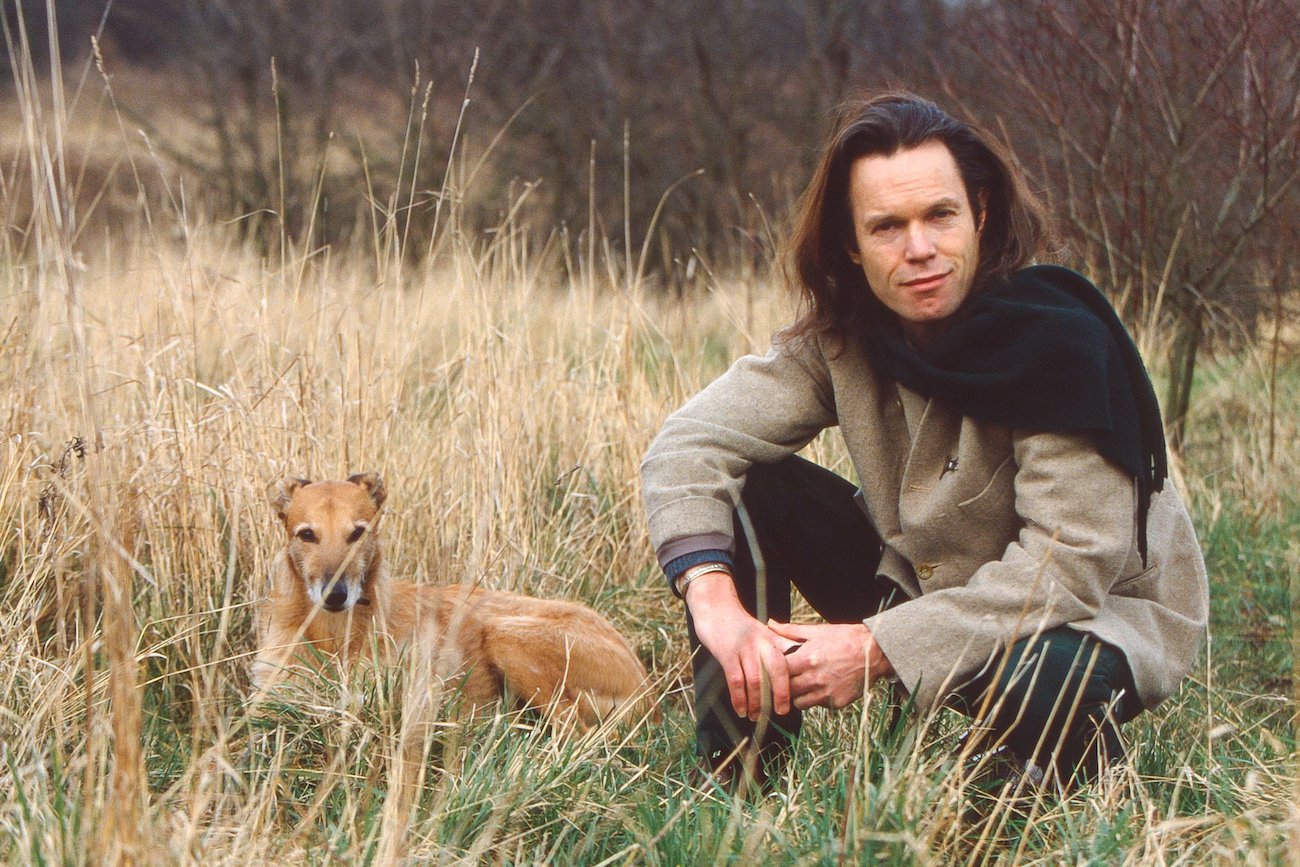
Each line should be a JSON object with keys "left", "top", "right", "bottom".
{"left": 846, "top": 140, "right": 982, "bottom": 346}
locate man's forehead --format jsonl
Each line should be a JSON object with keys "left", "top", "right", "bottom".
{"left": 848, "top": 144, "right": 969, "bottom": 216}
{"left": 856, "top": 189, "right": 965, "bottom": 217}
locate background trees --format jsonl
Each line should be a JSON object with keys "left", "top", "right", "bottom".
{"left": 956, "top": 0, "right": 1300, "bottom": 450}
{"left": 4, "top": 0, "right": 1297, "bottom": 450}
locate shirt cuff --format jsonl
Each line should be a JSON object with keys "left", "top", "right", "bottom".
{"left": 663, "top": 549, "right": 735, "bottom": 599}
{"left": 656, "top": 532, "right": 735, "bottom": 570}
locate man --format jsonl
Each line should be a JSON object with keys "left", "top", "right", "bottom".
{"left": 640, "top": 93, "right": 1208, "bottom": 789}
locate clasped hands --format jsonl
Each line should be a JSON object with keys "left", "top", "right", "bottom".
{"left": 685, "top": 570, "right": 894, "bottom": 721}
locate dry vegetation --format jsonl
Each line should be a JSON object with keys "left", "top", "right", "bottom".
{"left": 1, "top": 15, "right": 1297, "bottom": 867}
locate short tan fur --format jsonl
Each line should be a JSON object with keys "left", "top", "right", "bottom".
{"left": 254, "top": 473, "right": 653, "bottom": 728}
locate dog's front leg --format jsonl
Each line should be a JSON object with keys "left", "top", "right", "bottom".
{"left": 376, "top": 643, "right": 445, "bottom": 860}
{"left": 250, "top": 618, "right": 310, "bottom": 692}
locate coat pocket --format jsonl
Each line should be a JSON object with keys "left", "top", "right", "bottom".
{"left": 956, "top": 455, "right": 1015, "bottom": 509}
{"left": 1110, "top": 563, "right": 1160, "bottom": 599}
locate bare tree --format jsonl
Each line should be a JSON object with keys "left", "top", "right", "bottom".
{"left": 955, "top": 0, "right": 1300, "bottom": 451}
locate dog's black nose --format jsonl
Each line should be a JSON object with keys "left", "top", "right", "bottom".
{"left": 323, "top": 587, "right": 348, "bottom": 611}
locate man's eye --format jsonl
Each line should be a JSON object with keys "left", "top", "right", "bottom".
{"left": 347, "top": 526, "right": 366, "bottom": 544}
{"left": 296, "top": 528, "right": 318, "bottom": 543}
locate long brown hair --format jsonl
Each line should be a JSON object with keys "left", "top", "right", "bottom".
{"left": 786, "top": 92, "right": 1049, "bottom": 345}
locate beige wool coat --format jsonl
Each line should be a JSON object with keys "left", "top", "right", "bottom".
{"left": 641, "top": 331, "right": 1209, "bottom": 713}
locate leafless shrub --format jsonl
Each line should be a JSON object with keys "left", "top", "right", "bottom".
{"left": 951, "top": 0, "right": 1300, "bottom": 450}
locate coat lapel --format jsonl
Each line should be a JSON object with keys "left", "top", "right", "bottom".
{"left": 899, "top": 389, "right": 961, "bottom": 506}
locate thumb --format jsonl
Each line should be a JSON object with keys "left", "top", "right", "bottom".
{"left": 767, "top": 619, "right": 815, "bottom": 643}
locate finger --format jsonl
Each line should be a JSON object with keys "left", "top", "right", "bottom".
{"left": 792, "top": 692, "right": 822, "bottom": 711}
{"left": 784, "top": 646, "right": 820, "bottom": 678}
{"left": 723, "top": 659, "right": 749, "bottom": 719}
{"left": 789, "top": 675, "right": 823, "bottom": 711}
{"left": 794, "top": 673, "right": 836, "bottom": 710}
{"left": 744, "top": 653, "right": 765, "bottom": 720}
{"left": 787, "top": 669, "right": 813, "bottom": 707}
{"left": 766, "top": 620, "right": 815, "bottom": 642}
{"left": 762, "top": 644, "right": 793, "bottom": 716}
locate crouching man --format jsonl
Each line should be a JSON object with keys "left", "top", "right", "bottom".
{"left": 640, "top": 92, "right": 1208, "bottom": 790}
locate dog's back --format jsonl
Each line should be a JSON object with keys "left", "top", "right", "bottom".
{"left": 460, "top": 588, "right": 653, "bottom": 726}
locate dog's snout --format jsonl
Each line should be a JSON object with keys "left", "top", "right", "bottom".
{"left": 322, "top": 584, "right": 349, "bottom": 611}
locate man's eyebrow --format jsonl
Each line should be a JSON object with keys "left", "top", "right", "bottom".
{"left": 860, "top": 195, "right": 965, "bottom": 225}
{"left": 927, "top": 196, "right": 965, "bottom": 210}
{"left": 858, "top": 209, "right": 898, "bottom": 226}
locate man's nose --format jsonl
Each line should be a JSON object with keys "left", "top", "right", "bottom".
{"left": 903, "top": 223, "right": 936, "bottom": 260}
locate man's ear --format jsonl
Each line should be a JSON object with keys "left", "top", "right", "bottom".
{"left": 347, "top": 472, "right": 387, "bottom": 509}
{"left": 976, "top": 190, "right": 990, "bottom": 235}
{"left": 844, "top": 228, "right": 863, "bottom": 265}
{"left": 269, "top": 477, "right": 311, "bottom": 521}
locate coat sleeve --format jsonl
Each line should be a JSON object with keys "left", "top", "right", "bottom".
{"left": 864, "top": 429, "right": 1138, "bottom": 712}
{"left": 640, "top": 335, "right": 838, "bottom": 563}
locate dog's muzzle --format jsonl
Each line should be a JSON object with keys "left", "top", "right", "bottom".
{"left": 312, "top": 574, "right": 361, "bottom": 612}
{"left": 323, "top": 585, "right": 349, "bottom": 612}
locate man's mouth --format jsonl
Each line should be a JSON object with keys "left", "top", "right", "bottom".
{"left": 902, "top": 272, "right": 950, "bottom": 291}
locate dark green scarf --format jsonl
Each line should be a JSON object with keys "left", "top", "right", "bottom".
{"left": 866, "top": 264, "right": 1167, "bottom": 563}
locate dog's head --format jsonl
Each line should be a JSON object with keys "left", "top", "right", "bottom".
{"left": 269, "top": 472, "right": 387, "bottom": 613}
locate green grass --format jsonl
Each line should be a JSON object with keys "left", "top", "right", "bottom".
{"left": 1198, "top": 497, "right": 1296, "bottom": 698}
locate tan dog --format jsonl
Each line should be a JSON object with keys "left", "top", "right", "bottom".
{"left": 253, "top": 473, "right": 652, "bottom": 728}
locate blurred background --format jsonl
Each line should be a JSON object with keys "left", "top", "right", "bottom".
{"left": 4, "top": 0, "right": 1299, "bottom": 449}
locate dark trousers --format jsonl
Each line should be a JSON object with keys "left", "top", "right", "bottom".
{"left": 686, "top": 455, "right": 1140, "bottom": 782}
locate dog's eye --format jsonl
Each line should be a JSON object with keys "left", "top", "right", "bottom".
{"left": 347, "top": 525, "right": 366, "bottom": 544}
{"left": 296, "top": 528, "right": 318, "bottom": 543}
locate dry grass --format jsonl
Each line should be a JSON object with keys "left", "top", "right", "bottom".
{"left": 0, "top": 26, "right": 1296, "bottom": 866}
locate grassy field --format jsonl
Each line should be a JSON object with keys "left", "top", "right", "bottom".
{"left": 1, "top": 60, "right": 1297, "bottom": 867}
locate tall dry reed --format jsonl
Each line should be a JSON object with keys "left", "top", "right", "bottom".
{"left": 1, "top": 6, "right": 1296, "bottom": 863}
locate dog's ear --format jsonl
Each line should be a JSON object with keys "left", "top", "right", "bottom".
{"left": 268, "top": 477, "right": 311, "bottom": 520}
{"left": 347, "top": 472, "right": 387, "bottom": 509}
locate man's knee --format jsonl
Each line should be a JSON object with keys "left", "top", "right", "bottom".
{"left": 956, "top": 629, "right": 1138, "bottom": 776}
{"left": 979, "top": 631, "right": 1130, "bottom": 711}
